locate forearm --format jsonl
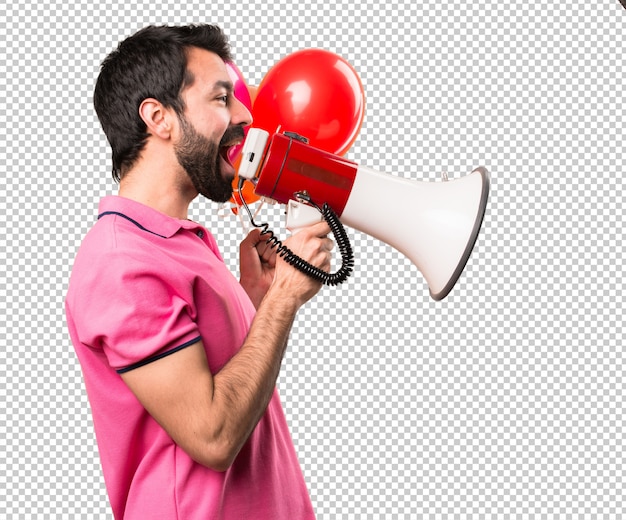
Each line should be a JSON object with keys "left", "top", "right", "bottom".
{"left": 120, "top": 224, "right": 331, "bottom": 472}
{"left": 211, "top": 224, "right": 331, "bottom": 456}
{"left": 209, "top": 286, "right": 300, "bottom": 466}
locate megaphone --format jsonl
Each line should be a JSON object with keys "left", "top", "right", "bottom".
{"left": 237, "top": 128, "right": 490, "bottom": 300}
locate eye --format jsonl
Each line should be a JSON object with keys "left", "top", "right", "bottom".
{"left": 217, "top": 94, "right": 229, "bottom": 104}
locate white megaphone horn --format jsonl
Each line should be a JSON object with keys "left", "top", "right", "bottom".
{"left": 237, "top": 128, "right": 490, "bottom": 300}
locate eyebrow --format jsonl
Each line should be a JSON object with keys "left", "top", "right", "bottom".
{"left": 210, "top": 80, "right": 234, "bottom": 93}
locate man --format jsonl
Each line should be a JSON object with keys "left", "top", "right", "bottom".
{"left": 66, "top": 24, "right": 332, "bottom": 519}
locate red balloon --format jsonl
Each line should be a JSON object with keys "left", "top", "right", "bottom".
{"left": 252, "top": 49, "right": 365, "bottom": 156}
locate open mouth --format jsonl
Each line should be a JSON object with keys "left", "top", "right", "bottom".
{"left": 219, "top": 145, "right": 234, "bottom": 166}
{"left": 219, "top": 140, "right": 242, "bottom": 167}
{"left": 219, "top": 128, "right": 246, "bottom": 170}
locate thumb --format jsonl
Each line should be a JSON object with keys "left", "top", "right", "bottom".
{"left": 241, "top": 228, "right": 263, "bottom": 247}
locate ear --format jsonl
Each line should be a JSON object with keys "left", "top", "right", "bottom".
{"left": 138, "top": 98, "right": 175, "bottom": 140}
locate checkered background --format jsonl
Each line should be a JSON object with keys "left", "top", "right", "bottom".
{"left": 1, "top": 0, "right": 624, "bottom": 518}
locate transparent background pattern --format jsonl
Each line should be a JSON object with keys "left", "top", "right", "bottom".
{"left": 1, "top": 0, "right": 624, "bottom": 518}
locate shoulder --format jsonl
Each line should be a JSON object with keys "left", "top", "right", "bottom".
{"left": 74, "top": 212, "right": 177, "bottom": 271}
{"left": 67, "top": 216, "right": 178, "bottom": 310}
{"left": 66, "top": 216, "right": 198, "bottom": 350}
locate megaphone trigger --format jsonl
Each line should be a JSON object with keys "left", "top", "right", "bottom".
{"left": 286, "top": 198, "right": 324, "bottom": 233}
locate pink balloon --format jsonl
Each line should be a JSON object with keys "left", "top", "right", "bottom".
{"left": 225, "top": 61, "right": 252, "bottom": 111}
{"left": 225, "top": 61, "right": 253, "bottom": 162}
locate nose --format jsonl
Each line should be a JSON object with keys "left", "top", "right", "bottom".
{"left": 231, "top": 95, "right": 253, "bottom": 127}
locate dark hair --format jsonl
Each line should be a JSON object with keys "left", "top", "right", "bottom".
{"left": 93, "top": 25, "right": 233, "bottom": 181}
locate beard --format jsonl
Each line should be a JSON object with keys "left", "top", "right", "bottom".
{"left": 174, "top": 115, "right": 244, "bottom": 203}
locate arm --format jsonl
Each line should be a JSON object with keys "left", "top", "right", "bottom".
{"left": 120, "top": 221, "right": 333, "bottom": 471}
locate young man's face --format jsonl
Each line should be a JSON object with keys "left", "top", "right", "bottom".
{"left": 175, "top": 47, "right": 251, "bottom": 202}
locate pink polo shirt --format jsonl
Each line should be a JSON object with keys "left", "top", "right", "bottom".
{"left": 66, "top": 196, "right": 315, "bottom": 520}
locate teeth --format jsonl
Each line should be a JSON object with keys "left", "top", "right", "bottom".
{"left": 221, "top": 139, "right": 242, "bottom": 149}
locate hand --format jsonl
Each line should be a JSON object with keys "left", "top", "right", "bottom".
{"left": 239, "top": 228, "right": 277, "bottom": 309}
{"left": 271, "top": 220, "right": 334, "bottom": 308}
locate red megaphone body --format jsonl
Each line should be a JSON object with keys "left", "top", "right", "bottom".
{"left": 237, "top": 128, "right": 489, "bottom": 300}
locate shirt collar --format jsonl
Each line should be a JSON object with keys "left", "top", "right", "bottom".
{"left": 98, "top": 196, "right": 205, "bottom": 239}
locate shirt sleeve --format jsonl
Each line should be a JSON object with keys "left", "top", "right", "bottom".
{"left": 70, "top": 244, "right": 201, "bottom": 373}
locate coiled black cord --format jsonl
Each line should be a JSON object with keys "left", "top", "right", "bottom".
{"left": 238, "top": 182, "right": 354, "bottom": 286}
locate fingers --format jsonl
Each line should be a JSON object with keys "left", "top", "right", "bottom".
{"left": 239, "top": 228, "right": 261, "bottom": 252}
{"left": 300, "top": 222, "right": 333, "bottom": 270}
{"left": 305, "top": 220, "right": 331, "bottom": 238}
{"left": 284, "top": 223, "right": 334, "bottom": 271}
{"left": 257, "top": 235, "right": 276, "bottom": 266}
{"left": 244, "top": 222, "right": 334, "bottom": 274}
{"left": 242, "top": 228, "right": 270, "bottom": 252}
{"left": 311, "top": 237, "right": 333, "bottom": 270}
{"left": 266, "top": 220, "right": 336, "bottom": 305}
{"left": 256, "top": 237, "right": 277, "bottom": 268}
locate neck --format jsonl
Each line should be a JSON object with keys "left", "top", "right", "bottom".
{"left": 118, "top": 161, "right": 197, "bottom": 220}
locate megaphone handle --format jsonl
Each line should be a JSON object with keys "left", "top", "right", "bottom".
{"left": 285, "top": 199, "right": 324, "bottom": 232}
{"left": 277, "top": 202, "right": 354, "bottom": 286}
{"left": 238, "top": 184, "right": 354, "bottom": 286}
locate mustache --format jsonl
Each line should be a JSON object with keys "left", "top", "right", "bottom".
{"left": 219, "top": 125, "right": 246, "bottom": 147}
